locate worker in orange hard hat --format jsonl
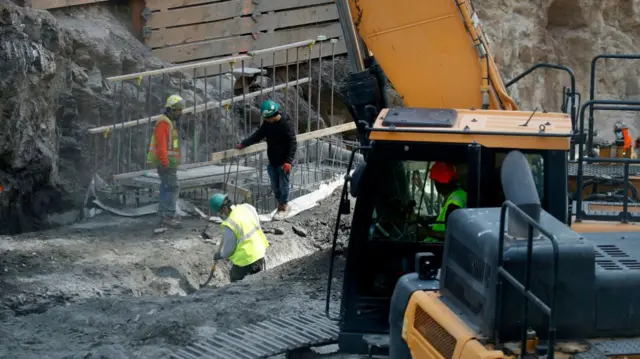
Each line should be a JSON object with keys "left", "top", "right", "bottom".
{"left": 422, "top": 162, "right": 467, "bottom": 243}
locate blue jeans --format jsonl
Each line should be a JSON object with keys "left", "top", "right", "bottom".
{"left": 267, "top": 164, "right": 291, "bottom": 204}
{"left": 158, "top": 168, "right": 179, "bottom": 219}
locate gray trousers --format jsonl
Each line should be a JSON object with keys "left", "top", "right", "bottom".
{"left": 158, "top": 167, "right": 179, "bottom": 219}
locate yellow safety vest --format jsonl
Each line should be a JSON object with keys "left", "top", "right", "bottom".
{"left": 222, "top": 204, "right": 270, "bottom": 266}
{"left": 425, "top": 188, "right": 467, "bottom": 243}
{"left": 146, "top": 115, "right": 180, "bottom": 168}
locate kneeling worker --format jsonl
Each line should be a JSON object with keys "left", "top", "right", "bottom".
{"left": 209, "top": 193, "right": 269, "bottom": 282}
{"left": 423, "top": 162, "right": 467, "bottom": 243}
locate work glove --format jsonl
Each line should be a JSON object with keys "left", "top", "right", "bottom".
{"left": 283, "top": 162, "right": 292, "bottom": 174}
{"left": 235, "top": 143, "right": 244, "bottom": 150}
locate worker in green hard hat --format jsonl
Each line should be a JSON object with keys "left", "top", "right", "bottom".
{"left": 236, "top": 99, "right": 297, "bottom": 217}
{"left": 147, "top": 94, "right": 186, "bottom": 229}
{"left": 209, "top": 193, "right": 269, "bottom": 282}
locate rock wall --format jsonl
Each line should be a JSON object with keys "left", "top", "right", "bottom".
{"left": 476, "top": 0, "right": 640, "bottom": 138}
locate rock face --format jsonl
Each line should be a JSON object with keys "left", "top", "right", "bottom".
{"left": 475, "top": 0, "right": 640, "bottom": 138}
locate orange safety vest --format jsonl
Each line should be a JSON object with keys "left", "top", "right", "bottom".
{"left": 146, "top": 115, "right": 180, "bottom": 168}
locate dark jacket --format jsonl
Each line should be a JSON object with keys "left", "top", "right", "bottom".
{"left": 240, "top": 114, "right": 297, "bottom": 167}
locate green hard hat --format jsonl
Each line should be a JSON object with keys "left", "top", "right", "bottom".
{"left": 209, "top": 193, "right": 228, "bottom": 213}
{"left": 260, "top": 100, "right": 280, "bottom": 118}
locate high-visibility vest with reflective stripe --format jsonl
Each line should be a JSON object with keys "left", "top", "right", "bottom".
{"left": 222, "top": 204, "right": 270, "bottom": 266}
{"left": 425, "top": 188, "right": 467, "bottom": 242}
{"left": 146, "top": 115, "right": 180, "bottom": 168}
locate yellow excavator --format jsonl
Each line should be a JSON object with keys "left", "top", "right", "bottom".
{"left": 325, "top": 0, "right": 640, "bottom": 358}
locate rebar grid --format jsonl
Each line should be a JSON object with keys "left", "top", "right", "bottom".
{"left": 84, "top": 37, "right": 358, "bottom": 212}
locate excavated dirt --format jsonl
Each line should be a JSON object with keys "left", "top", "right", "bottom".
{"left": 0, "top": 189, "right": 353, "bottom": 359}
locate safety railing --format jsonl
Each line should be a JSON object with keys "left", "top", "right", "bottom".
{"left": 587, "top": 54, "right": 640, "bottom": 153}
{"left": 573, "top": 99, "right": 640, "bottom": 223}
{"left": 493, "top": 200, "right": 558, "bottom": 359}
{"left": 83, "top": 36, "right": 364, "bottom": 213}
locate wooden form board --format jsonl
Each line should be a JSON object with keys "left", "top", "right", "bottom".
{"left": 30, "top": 0, "right": 108, "bottom": 9}
{"left": 144, "top": 0, "right": 345, "bottom": 71}
{"left": 147, "top": 3, "right": 339, "bottom": 49}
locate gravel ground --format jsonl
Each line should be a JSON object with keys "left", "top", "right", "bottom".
{"left": 0, "top": 190, "right": 360, "bottom": 359}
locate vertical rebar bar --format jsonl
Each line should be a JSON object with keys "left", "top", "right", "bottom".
{"left": 193, "top": 68, "right": 197, "bottom": 164}
{"left": 204, "top": 67, "right": 209, "bottom": 163}
{"left": 272, "top": 52, "right": 276, "bottom": 96}
{"left": 284, "top": 49, "right": 289, "bottom": 115}
{"left": 145, "top": 76, "right": 152, "bottom": 170}
{"left": 295, "top": 47, "right": 300, "bottom": 134}
{"left": 116, "top": 82, "right": 123, "bottom": 175}
{"left": 331, "top": 39, "right": 337, "bottom": 128}
{"left": 230, "top": 60, "right": 236, "bottom": 150}
{"left": 218, "top": 64, "right": 223, "bottom": 152}
{"left": 306, "top": 43, "right": 313, "bottom": 187}
{"left": 316, "top": 38, "right": 323, "bottom": 184}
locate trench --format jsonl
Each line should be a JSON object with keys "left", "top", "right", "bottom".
{"left": 0, "top": 187, "right": 349, "bottom": 320}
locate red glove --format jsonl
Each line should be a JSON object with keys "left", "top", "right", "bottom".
{"left": 283, "top": 162, "right": 292, "bottom": 174}
{"left": 235, "top": 143, "right": 244, "bottom": 150}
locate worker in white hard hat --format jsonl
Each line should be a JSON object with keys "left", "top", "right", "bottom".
{"left": 209, "top": 193, "right": 269, "bottom": 282}
{"left": 147, "top": 94, "right": 185, "bottom": 228}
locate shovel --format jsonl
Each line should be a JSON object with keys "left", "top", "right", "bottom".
{"left": 199, "top": 261, "right": 217, "bottom": 288}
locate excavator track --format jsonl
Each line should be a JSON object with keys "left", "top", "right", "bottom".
{"left": 170, "top": 311, "right": 339, "bottom": 359}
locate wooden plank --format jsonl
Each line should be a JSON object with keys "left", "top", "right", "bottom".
{"left": 147, "top": 4, "right": 339, "bottom": 49}
{"left": 191, "top": 37, "right": 347, "bottom": 77}
{"left": 31, "top": 0, "right": 108, "bottom": 9}
{"left": 146, "top": 0, "right": 226, "bottom": 11}
{"left": 131, "top": 0, "right": 146, "bottom": 40}
{"left": 146, "top": 0, "right": 334, "bottom": 29}
{"left": 152, "top": 22, "right": 343, "bottom": 63}
{"left": 210, "top": 122, "right": 357, "bottom": 162}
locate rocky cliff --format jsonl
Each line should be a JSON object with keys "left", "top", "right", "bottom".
{"left": 477, "top": 0, "right": 640, "bottom": 137}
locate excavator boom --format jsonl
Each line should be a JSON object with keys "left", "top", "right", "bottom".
{"left": 344, "top": 0, "right": 517, "bottom": 110}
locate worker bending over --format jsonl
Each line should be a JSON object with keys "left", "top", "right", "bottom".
{"left": 423, "top": 162, "right": 467, "bottom": 242}
{"left": 209, "top": 193, "right": 270, "bottom": 282}
{"left": 147, "top": 95, "right": 185, "bottom": 229}
{"left": 237, "top": 100, "right": 297, "bottom": 216}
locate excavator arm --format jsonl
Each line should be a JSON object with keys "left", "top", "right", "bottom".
{"left": 339, "top": 0, "right": 517, "bottom": 112}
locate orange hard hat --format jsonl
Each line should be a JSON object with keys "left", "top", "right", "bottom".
{"left": 429, "top": 162, "right": 458, "bottom": 184}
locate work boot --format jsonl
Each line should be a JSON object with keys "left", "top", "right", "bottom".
{"left": 161, "top": 216, "right": 183, "bottom": 229}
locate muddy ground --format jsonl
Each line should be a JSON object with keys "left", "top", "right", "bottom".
{"left": 0, "top": 189, "right": 362, "bottom": 359}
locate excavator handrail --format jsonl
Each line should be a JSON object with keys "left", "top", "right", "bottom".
{"left": 504, "top": 62, "right": 577, "bottom": 131}
{"left": 575, "top": 99, "right": 640, "bottom": 223}
{"left": 589, "top": 54, "right": 640, "bottom": 104}
{"left": 578, "top": 99, "right": 640, "bottom": 158}
{"left": 494, "top": 200, "right": 559, "bottom": 359}
{"left": 587, "top": 54, "right": 640, "bottom": 152}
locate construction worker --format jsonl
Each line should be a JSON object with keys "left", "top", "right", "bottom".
{"left": 209, "top": 193, "right": 270, "bottom": 282}
{"left": 236, "top": 100, "right": 297, "bottom": 216}
{"left": 422, "top": 162, "right": 467, "bottom": 243}
{"left": 147, "top": 94, "right": 185, "bottom": 228}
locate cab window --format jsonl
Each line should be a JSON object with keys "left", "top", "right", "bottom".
{"left": 368, "top": 160, "right": 468, "bottom": 242}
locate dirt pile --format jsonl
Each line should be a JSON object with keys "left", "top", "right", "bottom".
{"left": 0, "top": 188, "right": 351, "bottom": 358}
{"left": 476, "top": 0, "right": 640, "bottom": 138}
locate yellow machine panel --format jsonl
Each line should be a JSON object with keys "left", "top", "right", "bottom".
{"left": 404, "top": 291, "right": 504, "bottom": 359}
{"left": 369, "top": 108, "right": 573, "bottom": 150}
{"left": 348, "top": 0, "right": 517, "bottom": 110}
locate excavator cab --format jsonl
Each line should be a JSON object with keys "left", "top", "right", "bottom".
{"left": 327, "top": 106, "right": 573, "bottom": 354}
